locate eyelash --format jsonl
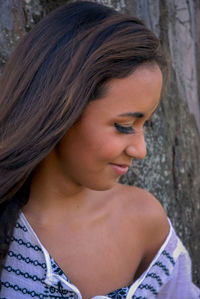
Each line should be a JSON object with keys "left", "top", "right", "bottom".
{"left": 114, "top": 120, "right": 151, "bottom": 135}
{"left": 114, "top": 123, "right": 134, "bottom": 134}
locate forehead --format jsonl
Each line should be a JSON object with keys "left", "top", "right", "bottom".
{"left": 82, "top": 63, "right": 163, "bottom": 121}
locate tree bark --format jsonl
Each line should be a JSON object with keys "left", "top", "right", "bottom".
{"left": 0, "top": 0, "right": 199, "bottom": 286}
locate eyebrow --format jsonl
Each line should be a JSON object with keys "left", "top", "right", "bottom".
{"left": 118, "top": 112, "right": 144, "bottom": 118}
{"left": 118, "top": 105, "right": 160, "bottom": 119}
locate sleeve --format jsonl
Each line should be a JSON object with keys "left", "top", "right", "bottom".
{"left": 127, "top": 220, "right": 200, "bottom": 299}
{"left": 156, "top": 238, "right": 200, "bottom": 299}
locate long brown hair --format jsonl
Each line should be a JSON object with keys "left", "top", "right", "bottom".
{"left": 0, "top": 0, "right": 168, "bottom": 275}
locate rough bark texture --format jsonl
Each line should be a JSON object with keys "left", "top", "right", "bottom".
{"left": 0, "top": 0, "right": 199, "bottom": 286}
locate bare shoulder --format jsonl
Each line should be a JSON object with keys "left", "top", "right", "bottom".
{"left": 114, "top": 182, "right": 166, "bottom": 214}
{"left": 113, "top": 183, "right": 170, "bottom": 270}
{"left": 115, "top": 182, "right": 169, "bottom": 233}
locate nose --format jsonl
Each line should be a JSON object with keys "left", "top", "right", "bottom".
{"left": 125, "top": 132, "right": 147, "bottom": 160}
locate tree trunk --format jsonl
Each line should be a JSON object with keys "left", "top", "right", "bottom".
{"left": 0, "top": 0, "right": 199, "bottom": 286}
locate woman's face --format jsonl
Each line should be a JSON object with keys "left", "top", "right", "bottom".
{"left": 55, "top": 64, "right": 163, "bottom": 191}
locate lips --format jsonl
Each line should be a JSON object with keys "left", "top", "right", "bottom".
{"left": 109, "top": 163, "right": 130, "bottom": 175}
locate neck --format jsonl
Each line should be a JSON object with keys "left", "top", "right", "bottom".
{"left": 22, "top": 157, "right": 112, "bottom": 228}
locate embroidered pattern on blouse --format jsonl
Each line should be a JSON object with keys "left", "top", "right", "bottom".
{"left": 1, "top": 215, "right": 199, "bottom": 299}
{"left": 48, "top": 256, "right": 75, "bottom": 297}
{"left": 129, "top": 244, "right": 177, "bottom": 298}
{"left": 107, "top": 284, "right": 131, "bottom": 298}
{"left": 1, "top": 218, "right": 174, "bottom": 299}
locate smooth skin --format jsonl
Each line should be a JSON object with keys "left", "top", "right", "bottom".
{"left": 23, "top": 63, "right": 169, "bottom": 299}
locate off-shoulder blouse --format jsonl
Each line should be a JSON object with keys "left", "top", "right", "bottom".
{"left": 0, "top": 212, "right": 199, "bottom": 299}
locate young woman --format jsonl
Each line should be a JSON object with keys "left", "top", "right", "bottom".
{"left": 0, "top": 1, "right": 199, "bottom": 298}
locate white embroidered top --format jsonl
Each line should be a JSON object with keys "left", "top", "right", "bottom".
{"left": 0, "top": 212, "right": 199, "bottom": 299}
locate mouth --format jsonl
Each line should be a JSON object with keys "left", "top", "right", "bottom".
{"left": 109, "top": 163, "right": 130, "bottom": 176}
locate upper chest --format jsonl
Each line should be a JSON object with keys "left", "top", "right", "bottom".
{"left": 30, "top": 211, "right": 145, "bottom": 298}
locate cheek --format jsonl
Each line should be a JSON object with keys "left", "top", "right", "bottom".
{"left": 71, "top": 135, "right": 121, "bottom": 168}
{"left": 59, "top": 122, "right": 124, "bottom": 167}
{"left": 86, "top": 131, "right": 124, "bottom": 162}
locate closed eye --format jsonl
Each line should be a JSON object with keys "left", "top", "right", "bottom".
{"left": 114, "top": 123, "right": 134, "bottom": 134}
{"left": 114, "top": 119, "right": 152, "bottom": 135}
